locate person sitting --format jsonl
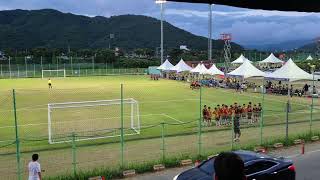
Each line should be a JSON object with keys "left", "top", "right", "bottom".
{"left": 214, "top": 152, "right": 246, "bottom": 180}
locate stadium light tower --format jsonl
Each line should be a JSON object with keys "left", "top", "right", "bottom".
{"left": 208, "top": 4, "right": 214, "bottom": 61}
{"left": 156, "top": 0, "right": 166, "bottom": 64}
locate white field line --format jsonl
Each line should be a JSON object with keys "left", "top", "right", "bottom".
{"left": 161, "top": 113, "right": 184, "bottom": 123}
{"left": 0, "top": 99, "right": 199, "bottom": 113}
{"left": 0, "top": 113, "right": 162, "bottom": 129}
{"left": 0, "top": 109, "right": 317, "bottom": 130}
{"left": 0, "top": 113, "right": 185, "bottom": 129}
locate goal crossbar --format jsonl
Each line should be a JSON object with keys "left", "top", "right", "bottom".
{"left": 42, "top": 69, "right": 66, "bottom": 79}
{"left": 48, "top": 98, "right": 140, "bottom": 144}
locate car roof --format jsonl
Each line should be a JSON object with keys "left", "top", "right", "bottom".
{"left": 233, "top": 150, "right": 273, "bottom": 162}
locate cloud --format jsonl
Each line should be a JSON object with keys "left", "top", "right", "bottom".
{"left": 0, "top": 0, "right": 320, "bottom": 46}
{"left": 165, "top": 8, "right": 320, "bottom": 18}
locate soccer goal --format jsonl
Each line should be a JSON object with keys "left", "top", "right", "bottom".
{"left": 42, "top": 69, "right": 66, "bottom": 79}
{"left": 48, "top": 98, "right": 140, "bottom": 144}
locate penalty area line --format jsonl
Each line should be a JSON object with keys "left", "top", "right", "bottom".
{"left": 161, "top": 113, "right": 184, "bottom": 123}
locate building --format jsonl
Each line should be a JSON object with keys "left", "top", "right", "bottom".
{"left": 180, "top": 45, "right": 190, "bottom": 51}
{"left": 0, "top": 51, "right": 7, "bottom": 61}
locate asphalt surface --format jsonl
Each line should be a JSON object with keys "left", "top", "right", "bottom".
{"left": 121, "top": 142, "right": 320, "bottom": 180}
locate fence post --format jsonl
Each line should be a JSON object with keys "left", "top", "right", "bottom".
{"left": 198, "top": 86, "right": 202, "bottom": 156}
{"left": 106, "top": 63, "right": 108, "bottom": 75}
{"left": 260, "top": 80, "right": 265, "bottom": 146}
{"left": 120, "top": 84, "right": 124, "bottom": 167}
{"left": 72, "top": 132, "right": 77, "bottom": 177}
{"left": 17, "top": 65, "right": 20, "bottom": 78}
{"left": 9, "top": 56, "right": 12, "bottom": 79}
{"left": 310, "top": 72, "right": 315, "bottom": 134}
{"left": 160, "top": 122, "right": 165, "bottom": 162}
{"left": 13, "top": 89, "right": 22, "bottom": 180}
{"left": 33, "top": 64, "right": 36, "bottom": 77}
{"left": 25, "top": 56, "right": 28, "bottom": 78}
{"left": 231, "top": 115, "right": 234, "bottom": 150}
{"left": 71, "top": 56, "right": 73, "bottom": 76}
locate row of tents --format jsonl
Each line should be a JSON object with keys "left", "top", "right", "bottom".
{"left": 157, "top": 55, "right": 314, "bottom": 82}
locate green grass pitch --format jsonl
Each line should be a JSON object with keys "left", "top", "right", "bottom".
{"left": 0, "top": 75, "right": 319, "bottom": 179}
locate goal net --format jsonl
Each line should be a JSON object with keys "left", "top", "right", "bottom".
{"left": 42, "top": 69, "right": 66, "bottom": 79}
{"left": 48, "top": 98, "right": 140, "bottom": 144}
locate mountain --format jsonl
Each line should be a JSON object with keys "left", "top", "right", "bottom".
{"left": 244, "top": 39, "right": 312, "bottom": 51}
{"left": 0, "top": 9, "right": 242, "bottom": 51}
{"left": 298, "top": 42, "right": 319, "bottom": 52}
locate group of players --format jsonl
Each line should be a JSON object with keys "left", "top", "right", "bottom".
{"left": 202, "top": 102, "right": 262, "bottom": 126}
{"left": 202, "top": 102, "right": 262, "bottom": 141}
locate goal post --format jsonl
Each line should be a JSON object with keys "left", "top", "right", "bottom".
{"left": 42, "top": 69, "right": 66, "bottom": 79}
{"left": 48, "top": 98, "right": 140, "bottom": 144}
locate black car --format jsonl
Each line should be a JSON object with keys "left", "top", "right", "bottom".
{"left": 174, "top": 150, "right": 295, "bottom": 180}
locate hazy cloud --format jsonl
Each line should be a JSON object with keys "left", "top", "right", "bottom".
{"left": 0, "top": 0, "right": 319, "bottom": 46}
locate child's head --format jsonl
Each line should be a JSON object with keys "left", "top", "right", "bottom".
{"left": 32, "top": 154, "right": 39, "bottom": 161}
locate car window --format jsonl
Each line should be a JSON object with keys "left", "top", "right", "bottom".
{"left": 245, "top": 160, "right": 277, "bottom": 175}
{"left": 199, "top": 159, "right": 215, "bottom": 175}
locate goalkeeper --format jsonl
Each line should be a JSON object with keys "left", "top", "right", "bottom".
{"left": 48, "top": 78, "right": 52, "bottom": 89}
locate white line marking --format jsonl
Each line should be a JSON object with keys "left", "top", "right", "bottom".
{"left": 162, "top": 113, "right": 184, "bottom": 123}
{"left": 0, "top": 113, "right": 163, "bottom": 129}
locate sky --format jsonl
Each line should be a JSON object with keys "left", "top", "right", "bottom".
{"left": 1, "top": 0, "right": 320, "bottom": 46}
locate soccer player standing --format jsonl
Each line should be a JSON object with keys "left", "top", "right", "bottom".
{"left": 48, "top": 78, "right": 52, "bottom": 89}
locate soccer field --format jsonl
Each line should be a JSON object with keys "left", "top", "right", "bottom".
{"left": 0, "top": 75, "right": 319, "bottom": 179}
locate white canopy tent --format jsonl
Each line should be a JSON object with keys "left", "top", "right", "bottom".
{"left": 157, "top": 59, "right": 174, "bottom": 71}
{"left": 259, "top": 53, "right": 283, "bottom": 64}
{"left": 228, "top": 60, "right": 265, "bottom": 78}
{"left": 265, "top": 58, "right": 313, "bottom": 82}
{"left": 190, "top": 63, "right": 210, "bottom": 75}
{"left": 306, "top": 55, "right": 313, "bottom": 61}
{"left": 170, "top": 59, "right": 192, "bottom": 72}
{"left": 231, "top": 54, "right": 252, "bottom": 64}
{"left": 207, "top": 64, "right": 224, "bottom": 76}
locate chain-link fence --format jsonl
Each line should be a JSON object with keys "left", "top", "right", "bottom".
{"left": 0, "top": 61, "right": 147, "bottom": 79}
{"left": 0, "top": 80, "right": 319, "bottom": 179}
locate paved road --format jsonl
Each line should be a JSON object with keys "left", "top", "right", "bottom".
{"left": 122, "top": 142, "right": 320, "bottom": 180}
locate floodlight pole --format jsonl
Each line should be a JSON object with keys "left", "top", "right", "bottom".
{"left": 208, "top": 4, "right": 213, "bottom": 61}
{"left": 160, "top": 2, "right": 164, "bottom": 65}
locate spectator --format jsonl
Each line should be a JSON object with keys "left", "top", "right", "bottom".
{"left": 28, "top": 154, "right": 41, "bottom": 180}
{"left": 214, "top": 152, "right": 246, "bottom": 180}
{"left": 304, "top": 84, "right": 309, "bottom": 95}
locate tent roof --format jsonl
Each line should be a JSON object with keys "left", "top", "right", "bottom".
{"left": 190, "top": 63, "right": 210, "bottom": 74}
{"left": 170, "top": 59, "right": 192, "bottom": 72}
{"left": 231, "top": 54, "right": 252, "bottom": 64}
{"left": 166, "top": 0, "right": 320, "bottom": 12}
{"left": 228, "top": 60, "right": 265, "bottom": 78}
{"left": 265, "top": 58, "right": 313, "bottom": 82}
{"left": 157, "top": 59, "right": 174, "bottom": 70}
{"left": 207, "top": 64, "right": 224, "bottom": 75}
{"left": 259, "top": 53, "right": 283, "bottom": 64}
{"left": 306, "top": 55, "right": 313, "bottom": 60}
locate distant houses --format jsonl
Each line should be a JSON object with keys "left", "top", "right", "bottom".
{"left": 0, "top": 51, "right": 7, "bottom": 61}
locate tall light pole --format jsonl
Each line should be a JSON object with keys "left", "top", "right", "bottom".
{"left": 156, "top": 0, "right": 166, "bottom": 64}
{"left": 208, "top": 4, "right": 213, "bottom": 61}
{"left": 308, "top": 63, "right": 316, "bottom": 133}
